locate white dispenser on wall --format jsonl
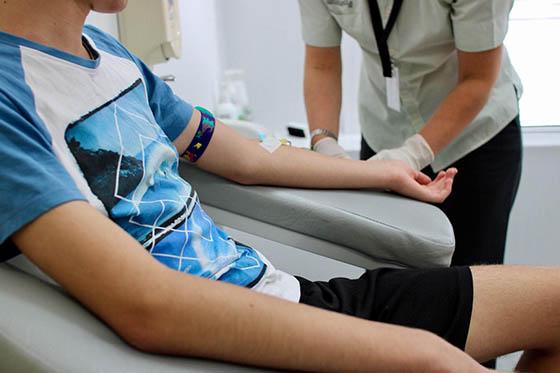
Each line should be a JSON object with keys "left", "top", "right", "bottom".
{"left": 117, "top": 0, "right": 182, "bottom": 67}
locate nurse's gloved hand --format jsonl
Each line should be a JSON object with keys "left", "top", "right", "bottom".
{"left": 312, "top": 137, "right": 352, "bottom": 160}
{"left": 369, "top": 134, "right": 434, "bottom": 171}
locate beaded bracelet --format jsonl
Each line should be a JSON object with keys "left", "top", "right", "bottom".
{"left": 182, "top": 106, "right": 216, "bottom": 163}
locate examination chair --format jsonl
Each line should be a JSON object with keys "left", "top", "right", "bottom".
{"left": 0, "top": 162, "right": 455, "bottom": 372}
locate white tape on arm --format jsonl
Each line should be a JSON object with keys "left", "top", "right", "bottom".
{"left": 260, "top": 135, "right": 283, "bottom": 153}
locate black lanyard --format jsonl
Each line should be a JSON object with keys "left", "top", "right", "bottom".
{"left": 368, "top": 0, "right": 403, "bottom": 78}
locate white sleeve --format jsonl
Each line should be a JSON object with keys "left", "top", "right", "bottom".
{"left": 298, "top": 0, "right": 343, "bottom": 47}
{"left": 450, "top": 0, "right": 514, "bottom": 52}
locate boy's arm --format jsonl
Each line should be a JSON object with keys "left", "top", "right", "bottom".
{"left": 174, "top": 111, "right": 456, "bottom": 204}
{"left": 12, "top": 201, "right": 482, "bottom": 372}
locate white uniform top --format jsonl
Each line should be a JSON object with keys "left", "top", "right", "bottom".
{"left": 299, "top": 0, "right": 523, "bottom": 170}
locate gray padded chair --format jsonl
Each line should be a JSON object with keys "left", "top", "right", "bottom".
{"left": 0, "top": 163, "right": 455, "bottom": 372}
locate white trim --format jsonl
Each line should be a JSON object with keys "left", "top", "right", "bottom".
{"left": 286, "top": 125, "right": 560, "bottom": 153}
{"left": 521, "top": 126, "right": 560, "bottom": 148}
{"left": 338, "top": 126, "right": 560, "bottom": 153}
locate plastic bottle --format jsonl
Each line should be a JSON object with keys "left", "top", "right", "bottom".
{"left": 216, "top": 81, "right": 240, "bottom": 120}
{"left": 217, "top": 69, "right": 252, "bottom": 121}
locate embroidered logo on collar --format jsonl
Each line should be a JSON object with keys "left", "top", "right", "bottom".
{"left": 326, "top": 0, "right": 354, "bottom": 8}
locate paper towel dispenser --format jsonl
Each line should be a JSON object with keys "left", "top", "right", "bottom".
{"left": 118, "top": 0, "right": 182, "bottom": 67}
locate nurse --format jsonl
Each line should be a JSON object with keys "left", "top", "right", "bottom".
{"left": 299, "top": 0, "right": 523, "bottom": 266}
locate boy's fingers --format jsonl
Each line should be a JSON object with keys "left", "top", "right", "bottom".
{"left": 415, "top": 171, "right": 432, "bottom": 185}
{"left": 445, "top": 168, "right": 458, "bottom": 179}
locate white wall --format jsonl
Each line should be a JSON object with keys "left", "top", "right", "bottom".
{"left": 215, "top": 0, "right": 361, "bottom": 133}
{"left": 215, "top": 0, "right": 305, "bottom": 129}
{"left": 153, "top": 0, "right": 222, "bottom": 109}
{"left": 505, "top": 131, "right": 560, "bottom": 265}
{"left": 85, "top": 12, "right": 118, "bottom": 37}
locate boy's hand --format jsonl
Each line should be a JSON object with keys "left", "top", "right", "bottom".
{"left": 381, "top": 160, "right": 457, "bottom": 203}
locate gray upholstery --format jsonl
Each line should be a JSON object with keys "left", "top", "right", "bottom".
{"left": 0, "top": 264, "right": 267, "bottom": 372}
{"left": 180, "top": 163, "right": 455, "bottom": 268}
{"left": 0, "top": 166, "right": 455, "bottom": 371}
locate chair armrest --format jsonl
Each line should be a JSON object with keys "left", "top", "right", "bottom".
{"left": 180, "top": 162, "right": 455, "bottom": 268}
{"left": 0, "top": 264, "right": 267, "bottom": 373}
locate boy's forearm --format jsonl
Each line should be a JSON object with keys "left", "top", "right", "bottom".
{"left": 192, "top": 118, "right": 389, "bottom": 191}
{"left": 144, "top": 271, "right": 482, "bottom": 372}
{"left": 246, "top": 145, "right": 390, "bottom": 190}
{"left": 140, "top": 271, "right": 450, "bottom": 371}
{"left": 196, "top": 121, "right": 455, "bottom": 204}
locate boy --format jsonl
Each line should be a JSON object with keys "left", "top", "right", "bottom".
{"left": 1, "top": 1, "right": 559, "bottom": 371}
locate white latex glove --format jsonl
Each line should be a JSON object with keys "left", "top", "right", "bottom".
{"left": 370, "top": 134, "right": 434, "bottom": 171}
{"left": 312, "top": 137, "right": 352, "bottom": 159}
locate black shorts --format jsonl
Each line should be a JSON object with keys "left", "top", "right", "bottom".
{"left": 296, "top": 266, "right": 473, "bottom": 350}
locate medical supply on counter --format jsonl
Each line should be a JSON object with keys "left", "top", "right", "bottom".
{"left": 287, "top": 126, "right": 306, "bottom": 138}
{"left": 216, "top": 86, "right": 240, "bottom": 121}
{"left": 216, "top": 69, "right": 252, "bottom": 121}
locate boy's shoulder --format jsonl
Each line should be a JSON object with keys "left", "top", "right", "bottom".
{"left": 0, "top": 32, "right": 28, "bottom": 95}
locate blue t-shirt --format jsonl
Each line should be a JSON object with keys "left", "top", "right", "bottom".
{"left": 0, "top": 26, "right": 299, "bottom": 301}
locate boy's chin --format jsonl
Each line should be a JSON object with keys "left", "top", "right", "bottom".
{"left": 91, "top": 0, "right": 128, "bottom": 14}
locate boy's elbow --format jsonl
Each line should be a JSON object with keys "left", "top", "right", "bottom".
{"left": 228, "top": 156, "right": 263, "bottom": 186}
{"left": 107, "top": 290, "right": 186, "bottom": 354}
{"left": 116, "top": 320, "right": 159, "bottom": 353}
{"left": 109, "top": 301, "right": 165, "bottom": 353}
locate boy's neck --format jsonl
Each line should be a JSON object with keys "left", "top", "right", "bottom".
{"left": 0, "top": 0, "right": 91, "bottom": 59}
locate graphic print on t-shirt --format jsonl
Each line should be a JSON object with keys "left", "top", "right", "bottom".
{"left": 65, "top": 79, "right": 194, "bottom": 244}
{"left": 64, "top": 78, "right": 266, "bottom": 286}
